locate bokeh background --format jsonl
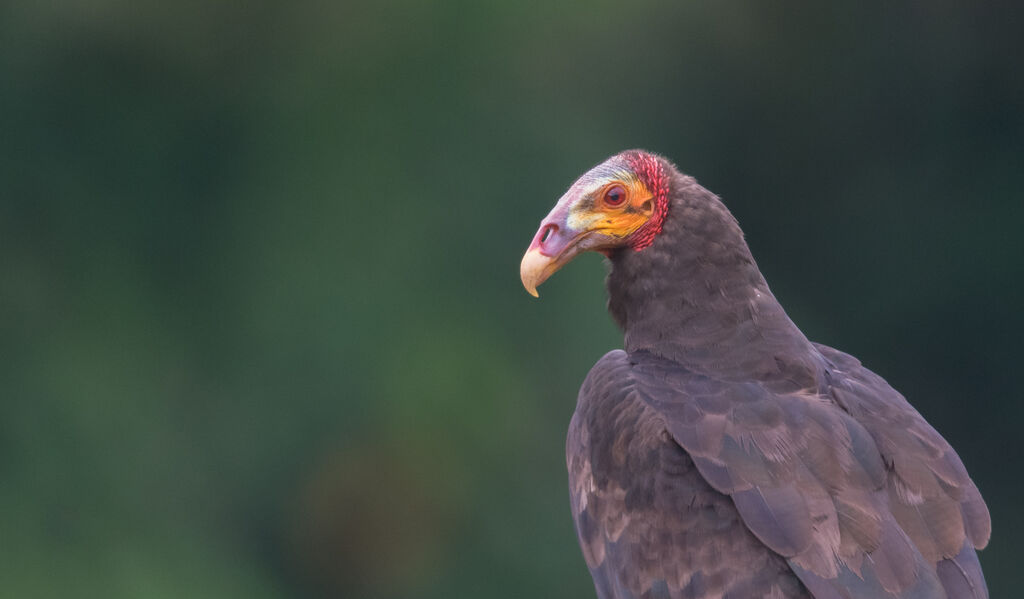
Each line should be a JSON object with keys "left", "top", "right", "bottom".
{"left": 2, "top": 1, "right": 1022, "bottom": 597}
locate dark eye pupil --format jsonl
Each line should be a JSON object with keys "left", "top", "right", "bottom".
{"left": 605, "top": 187, "right": 625, "bottom": 205}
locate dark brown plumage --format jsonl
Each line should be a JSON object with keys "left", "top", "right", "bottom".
{"left": 522, "top": 151, "right": 990, "bottom": 599}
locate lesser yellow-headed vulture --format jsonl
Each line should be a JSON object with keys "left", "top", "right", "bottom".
{"left": 521, "top": 150, "right": 990, "bottom": 599}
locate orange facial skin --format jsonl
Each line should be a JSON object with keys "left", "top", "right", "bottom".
{"left": 567, "top": 178, "right": 655, "bottom": 241}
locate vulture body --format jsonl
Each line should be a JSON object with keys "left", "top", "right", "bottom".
{"left": 520, "top": 151, "right": 990, "bottom": 599}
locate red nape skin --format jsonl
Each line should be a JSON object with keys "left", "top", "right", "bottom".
{"left": 623, "top": 150, "right": 670, "bottom": 251}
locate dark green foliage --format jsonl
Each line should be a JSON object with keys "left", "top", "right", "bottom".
{"left": 0, "top": 2, "right": 1020, "bottom": 597}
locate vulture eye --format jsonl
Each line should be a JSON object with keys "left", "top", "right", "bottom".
{"left": 603, "top": 185, "right": 627, "bottom": 207}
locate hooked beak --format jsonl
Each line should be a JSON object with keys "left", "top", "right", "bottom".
{"left": 520, "top": 205, "right": 599, "bottom": 297}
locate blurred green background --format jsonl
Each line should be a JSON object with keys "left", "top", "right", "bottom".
{"left": 2, "top": 1, "right": 1021, "bottom": 597}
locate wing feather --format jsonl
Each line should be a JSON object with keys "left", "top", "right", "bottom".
{"left": 568, "top": 350, "right": 811, "bottom": 599}
{"left": 567, "top": 347, "right": 988, "bottom": 599}
{"left": 626, "top": 346, "right": 989, "bottom": 599}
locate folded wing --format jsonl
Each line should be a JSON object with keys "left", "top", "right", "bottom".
{"left": 628, "top": 347, "right": 989, "bottom": 599}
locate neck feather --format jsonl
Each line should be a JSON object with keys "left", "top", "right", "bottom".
{"left": 606, "top": 172, "right": 821, "bottom": 389}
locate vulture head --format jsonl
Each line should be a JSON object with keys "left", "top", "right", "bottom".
{"left": 520, "top": 150, "right": 671, "bottom": 297}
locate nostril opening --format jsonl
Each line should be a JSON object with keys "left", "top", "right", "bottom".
{"left": 540, "top": 224, "right": 557, "bottom": 244}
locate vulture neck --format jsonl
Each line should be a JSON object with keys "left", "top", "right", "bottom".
{"left": 606, "top": 174, "right": 821, "bottom": 389}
